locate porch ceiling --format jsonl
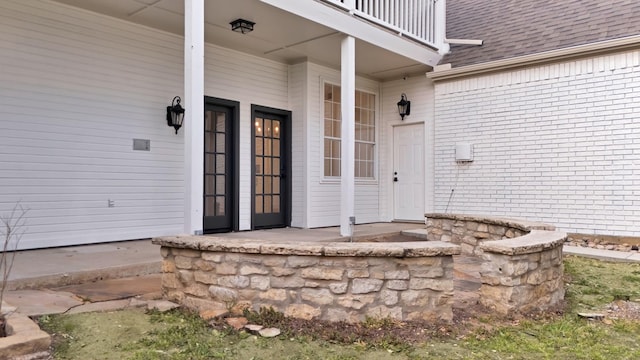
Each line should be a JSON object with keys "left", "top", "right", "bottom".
{"left": 51, "top": 0, "right": 431, "bottom": 80}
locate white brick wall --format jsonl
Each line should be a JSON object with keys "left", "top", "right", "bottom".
{"left": 434, "top": 50, "right": 640, "bottom": 236}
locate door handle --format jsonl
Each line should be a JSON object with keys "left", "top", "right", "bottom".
{"left": 393, "top": 172, "right": 398, "bottom": 182}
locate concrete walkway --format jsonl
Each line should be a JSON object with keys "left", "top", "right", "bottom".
{"left": 8, "top": 239, "right": 161, "bottom": 291}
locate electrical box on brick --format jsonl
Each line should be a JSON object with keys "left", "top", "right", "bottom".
{"left": 455, "top": 143, "right": 473, "bottom": 162}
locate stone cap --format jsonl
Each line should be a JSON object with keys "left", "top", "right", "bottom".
{"left": 152, "top": 236, "right": 460, "bottom": 258}
{"left": 425, "top": 213, "right": 556, "bottom": 231}
{"left": 480, "top": 230, "right": 567, "bottom": 255}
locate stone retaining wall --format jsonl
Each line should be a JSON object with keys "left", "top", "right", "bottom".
{"left": 153, "top": 238, "right": 460, "bottom": 322}
{"left": 425, "top": 213, "right": 566, "bottom": 315}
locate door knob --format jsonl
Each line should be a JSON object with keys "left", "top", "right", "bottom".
{"left": 393, "top": 172, "right": 398, "bottom": 182}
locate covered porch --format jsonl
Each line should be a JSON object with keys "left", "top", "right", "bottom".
{"left": 49, "top": 0, "right": 444, "bottom": 236}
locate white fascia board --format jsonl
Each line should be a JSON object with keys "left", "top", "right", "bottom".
{"left": 429, "top": 35, "right": 640, "bottom": 81}
{"left": 260, "top": 0, "right": 442, "bottom": 67}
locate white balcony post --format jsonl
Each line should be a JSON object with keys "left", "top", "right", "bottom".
{"left": 435, "top": 0, "right": 450, "bottom": 54}
{"left": 340, "top": 35, "right": 356, "bottom": 237}
{"left": 184, "top": 0, "right": 205, "bottom": 235}
{"left": 344, "top": 0, "right": 356, "bottom": 11}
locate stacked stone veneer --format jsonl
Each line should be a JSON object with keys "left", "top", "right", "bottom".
{"left": 152, "top": 237, "right": 460, "bottom": 322}
{"left": 425, "top": 213, "right": 566, "bottom": 315}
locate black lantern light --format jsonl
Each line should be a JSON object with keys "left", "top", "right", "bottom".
{"left": 166, "top": 96, "right": 185, "bottom": 134}
{"left": 397, "top": 93, "right": 411, "bottom": 120}
{"left": 230, "top": 18, "right": 255, "bottom": 34}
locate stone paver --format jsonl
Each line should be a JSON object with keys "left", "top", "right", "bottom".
{"left": 4, "top": 290, "right": 83, "bottom": 316}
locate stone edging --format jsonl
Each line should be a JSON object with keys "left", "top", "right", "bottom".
{"left": 0, "top": 310, "right": 51, "bottom": 360}
{"left": 424, "top": 213, "right": 556, "bottom": 232}
{"left": 152, "top": 237, "right": 461, "bottom": 258}
{"left": 481, "top": 230, "right": 568, "bottom": 255}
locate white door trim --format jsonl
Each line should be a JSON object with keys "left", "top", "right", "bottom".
{"left": 392, "top": 122, "right": 425, "bottom": 221}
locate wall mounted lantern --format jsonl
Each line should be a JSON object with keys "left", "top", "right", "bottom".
{"left": 166, "top": 96, "right": 185, "bottom": 134}
{"left": 230, "top": 19, "right": 255, "bottom": 34}
{"left": 397, "top": 93, "right": 411, "bottom": 120}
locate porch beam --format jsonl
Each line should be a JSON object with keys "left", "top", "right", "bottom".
{"left": 184, "top": 0, "right": 205, "bottom": 235}
{"left": 260, "top": 0, "right": 442, "bottom": 67}
{"left": 340, "top": 35, "right": 355, "bottom": 237}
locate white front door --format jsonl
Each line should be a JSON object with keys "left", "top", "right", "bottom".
{"left": 393, "top": 123, "right": 425, "bottom": 221}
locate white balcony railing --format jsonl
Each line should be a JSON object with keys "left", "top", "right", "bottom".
{"left": 324, "top": 0, "right": 444, "bottom": 49}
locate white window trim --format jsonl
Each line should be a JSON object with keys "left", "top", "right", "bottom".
{"left": 320, "top": 78, "right": 379, "bottom": 184}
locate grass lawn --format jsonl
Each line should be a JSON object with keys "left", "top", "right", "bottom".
{"left": 39, "top": 256, "right": 640, "bottom": 359}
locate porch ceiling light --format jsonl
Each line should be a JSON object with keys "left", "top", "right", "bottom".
{"left": 230, "top": 19, "right": 255, "bottom": 34}
{"left": 166, "top": 96, "right": 185, "bottom": 134}
{"left": 397, "top": 93, "right": 411, "bottom": 120}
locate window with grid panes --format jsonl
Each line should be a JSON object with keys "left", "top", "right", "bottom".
{"left": 323, "top": 83, "right": 375, "bottom": 178}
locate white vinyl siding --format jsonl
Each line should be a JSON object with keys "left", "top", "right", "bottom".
{"left": 0, "top": 0, "right": 289, "bottom": 249}
{"left": 288, "top": 62, "right": 308, "bottom": 228}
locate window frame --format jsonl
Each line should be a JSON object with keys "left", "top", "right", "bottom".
{"left": 321, "top": 80, "right": 378, "bottom": 183}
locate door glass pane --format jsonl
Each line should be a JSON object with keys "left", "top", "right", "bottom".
{"left": 255, "top": 158, "right": 262, "bottom": 175}
{"left": 206, "top": 132, "right": 216, "bottom": 152}
{"left": 205, "top": 197, "right": 215, "bottom": 216}
{"left": 273, "top": 176, "right": 280, "bottom": 195}
{"left": 273, "top": 120, "right": 280, "bottom": 139}
{"left": 215, "top": 155, "right": 225, "bottom": 174}
{"left": 255, "top": 196, "right": 263, "bottom": 214}
{"left": 205, "top": 175, "right": 215, "bottom": 194}
{"left": 264, "top": 158, "right": 272, "bottom": 175}
{"left": 205, "top": 111, "right": 212, "bottom": 131}
{"left": 216, "top": 134, "right": 225, "bottom": 153}
{"left": 264, "top": 138, "right": 272, "bottom": 156}
{"left": 215, "top": 196, "right": 225, "bottom": 216}
{"left": 205, "top": 154, "right": 214, "bottom": 174}
{"left": 255, "top": 137, "right": 263, "bottom": 156}
{"left": 264, "top": 119, "right": 272, "bottom": 137}
{"left": 264, "top": 195, "right": 272, "bottom": 213}
{"left": 273, "top": 195, "right": 280, "bottom": 213}
{"left": 273, "top": 158, "right": 280, "bottom": 176}
{"left": 255, "top": 118, "right": 263, "bottom": 135}
{"left": 264, "top": 176, "right": 272, "bottom": 195}
{"left": 273, "top": 139, "right": 280, "bottom": 157}
{"left": 216, "top": 175, "right": 225, "bottom": 195}
{"left": 215, "top": 112, "right": 225, "bottom": 132}
{"left": 255, "top": 176, "right": 263, "bottom": 195}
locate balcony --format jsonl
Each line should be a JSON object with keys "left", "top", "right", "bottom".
{"left": 324, "top": 0, "right": 444, "bottom": 50}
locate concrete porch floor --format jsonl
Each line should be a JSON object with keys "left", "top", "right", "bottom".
{"left": 7, "top": 222, "right": 424, "bottom": 290}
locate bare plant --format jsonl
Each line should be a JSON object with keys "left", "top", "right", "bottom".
{"left": 0, "top": 203, "right": 27, "bottom": 337}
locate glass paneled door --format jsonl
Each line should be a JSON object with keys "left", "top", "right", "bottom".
{"left": 203, "top": 102, "right": 235, "bottom": 233}
{"left": 253, "top": 107, "right": 290, "bottom": 229}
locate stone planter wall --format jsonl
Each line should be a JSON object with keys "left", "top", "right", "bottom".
{"left": 153, "top": 238, "right": 460, "bottom": 323}
{"left": 425, "top": 213, "right": 555, "bottom": 256}
{"left": 425, "top": 213, "right": 566, "bottom": 315}
{"left": 478, "top": 231, "right": 566, "bottom": 314}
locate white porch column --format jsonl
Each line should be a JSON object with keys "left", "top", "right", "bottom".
{"left": 340, "top": 35, "right": 355, "bottom": 236}
{"left": 184, "top": 0, "right": 205, "bottom": 234}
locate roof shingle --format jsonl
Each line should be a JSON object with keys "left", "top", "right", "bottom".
{"left": 442, "top": 0, "right": 640, "bottom": 67}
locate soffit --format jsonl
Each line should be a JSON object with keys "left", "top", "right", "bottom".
{"left": 51, "top": 0, "right": 430, "bottom": 80}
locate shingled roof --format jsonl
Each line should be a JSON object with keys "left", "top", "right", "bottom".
{"left": 442, "top": 0, "right": 640, "bottom": 67}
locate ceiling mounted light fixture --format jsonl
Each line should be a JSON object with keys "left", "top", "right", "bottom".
{"left": 397, "top": 93, "right": 411, "bottom": 120}
{"left": 230, "top": 19, "right": 255, "bottom": 34}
